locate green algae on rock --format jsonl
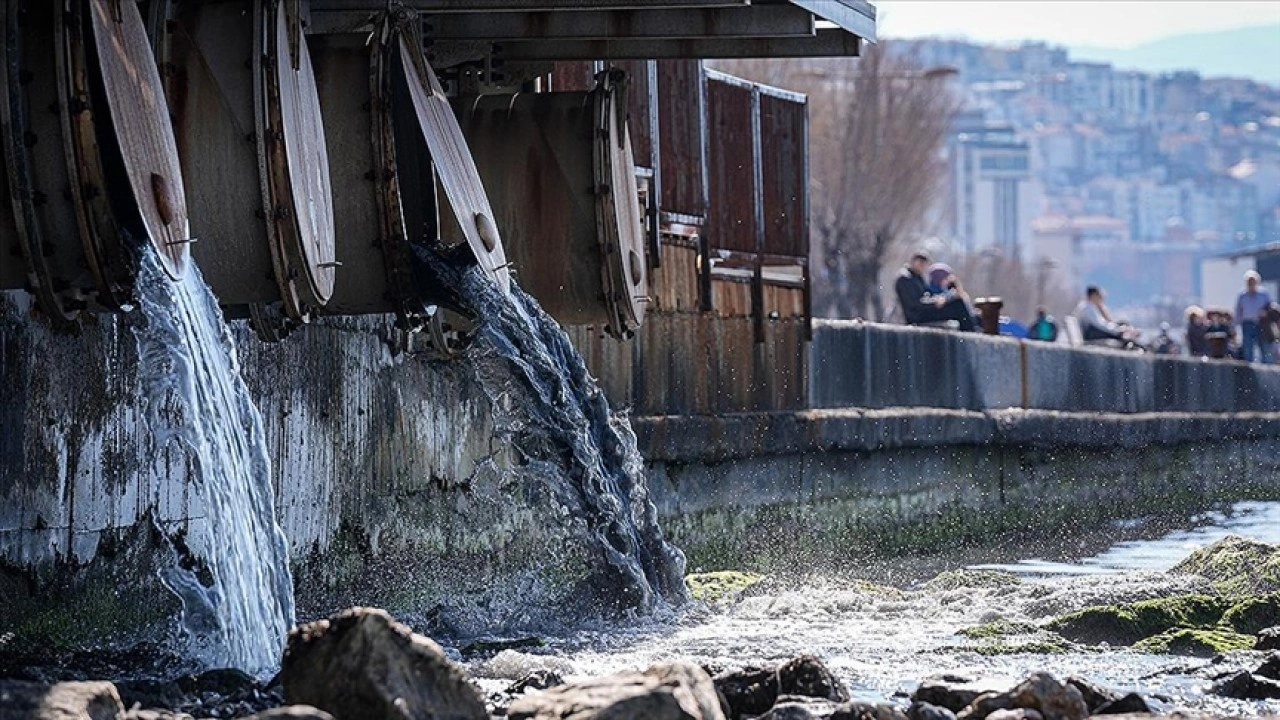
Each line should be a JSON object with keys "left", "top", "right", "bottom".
{"left": 1047, "top": 595, "right": 1232, "bottom": 645}
{"left": 685, "top": 571, "right": 765, "bottom": 604}
{"left": 1221, "top": 593, "right": 1280, "bottom": 635}
{"left": 1169, "top": 535, "right": 1280, "bottom": 595}
{"left": 1132, "top": 628, "right": 1255, "bottom": 656}
{"left": 923, "top": 569, "right": 1023, "bottom": 592}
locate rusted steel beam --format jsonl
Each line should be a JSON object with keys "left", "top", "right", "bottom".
{"left": 491, "top": 27, "right": 861, "bottom": 60}
{"left": 787, "top": 0, "right": 877, "bottom": 43}
{"left": 309, "top": 0, "right": 750, "bottom": 12}
{"left": 422, "top": 6, "right": 815, "bottom": 41}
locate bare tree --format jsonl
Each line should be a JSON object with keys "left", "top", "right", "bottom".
{"left": 717, "top": 45, "right": 959, "bottom": 320}
{"left": 952, "top": 251, "right": 1078, "bottom": 325}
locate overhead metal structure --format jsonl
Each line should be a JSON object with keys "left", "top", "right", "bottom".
{"left": 308, "top": 0, "right": 876, "bottom": 60}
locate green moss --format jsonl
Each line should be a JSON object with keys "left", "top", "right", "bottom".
{"left": 1047, "top": 595, "right": 1233, "bottom": 645}
{"left": 1133, "top": 628, "right": 1255, "bottom": 657}
{"left": 685, "top": 571, "right": 766, "bottom": 604}
{"left": 969, "top": 640, "right": 1072, "bottom": 656}
{"left": 957, "top": 619, "right": 1042, "bottom": 639}
{"left": 1221, "top": 593, "right": 1280, "bottom": 635}
{"left": 924, "top": 570, "right": 1023, "bottom": 592}
{"left": 1170, "top": 536, "right": 1280, "bottom": 596}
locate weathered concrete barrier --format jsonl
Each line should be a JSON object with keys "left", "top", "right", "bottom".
{"left": 0, "top": 292, "right": 613, "bottom": 651}
{"left": 636, "top": 409, "right": 1280, "bottom": 572}
{"left": 810, "top": 320, "right": 1280, "bottom": 413}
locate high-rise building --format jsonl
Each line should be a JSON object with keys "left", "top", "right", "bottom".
{"left": 949, "top": 126, "right": 1042, "bottom": 257}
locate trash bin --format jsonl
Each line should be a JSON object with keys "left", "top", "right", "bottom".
{"left": 1205, "top": 331, "right": 1228, "bottom": 359}
{"left": 974, "top": 297, "right": 1004, "bottom": 335}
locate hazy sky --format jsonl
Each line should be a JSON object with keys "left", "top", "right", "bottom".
{"left": 875, "top": 1, "right": 1280, "bottom": 47}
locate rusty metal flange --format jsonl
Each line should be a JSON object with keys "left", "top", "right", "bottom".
{"left": 2, "top": 1, "right": 83, "bottom": 326}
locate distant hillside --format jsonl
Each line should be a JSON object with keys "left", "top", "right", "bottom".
{"left": 1070, "top": 24, "right": 1280, "bottom": 85}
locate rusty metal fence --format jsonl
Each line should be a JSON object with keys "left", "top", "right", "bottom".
{"left": 561, "top": 60, "right": 812, "bottom": 416}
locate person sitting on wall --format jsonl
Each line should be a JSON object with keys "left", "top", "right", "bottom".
{"left": 1205, "top": 309, "right": 1238, "bottom": 359}
{"left": 894, "top": 251, "right": 977, "bottom": 331}
{"left": 1073, "top": 286, "right": 1137, "bottom": 344}
{"left": 1028, "top": 306, "right": 1058, "bottom": 342}
{"left": 1184, "top": 305, "right": 1209, "bottom": 357}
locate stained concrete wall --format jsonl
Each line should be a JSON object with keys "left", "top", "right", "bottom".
{"left": 0, "top": 292, "right": 610, "bottom": 650}
{"left": 810, "top": 320, "right": 1280, "bottom": 413}
{"left": 637, "top": 409, "right": 1280, "bottom": 573}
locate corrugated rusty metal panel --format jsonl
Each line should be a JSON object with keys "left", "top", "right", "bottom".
{"left": 759, "top": 91, "right": 808, "bottom": 258}
{"left": 656, "top": 60, "right": 706, "bottom": 218}
{"left": 650, "top": 242, "right": 700, "bottom": 313}
{"left": 763, "top": 284, "right": 806, "bottom": 318}
{"left": 704, "top": 74, "right": 757, "bottom": 253}
{"left": 551, "top": 61, "right": 595, "bottom": 91}
{"left": 710, "top": 276, "right": 752, "bottom": 318}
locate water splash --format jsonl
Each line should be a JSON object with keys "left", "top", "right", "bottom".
{"left": 131, "top": 251, "right": 294, "bottom": 676}
{"left": 431, "top": 255, "right": 688, "bottom": 616}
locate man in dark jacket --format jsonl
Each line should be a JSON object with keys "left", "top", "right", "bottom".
{"left": 894, "top": 252, "right": 977, "bottom": 331}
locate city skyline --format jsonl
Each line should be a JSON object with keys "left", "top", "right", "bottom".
{"left": 876, "top": 1, "right": 1280, "bottom": 48}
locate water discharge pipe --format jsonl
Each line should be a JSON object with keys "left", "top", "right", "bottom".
{"left": 152, "top": 0, "right": 336, "bottom": 339}
{"left": 452, "top": 69, "right": 649, "bottom": 338}
{"left": 1, "top": 0, "right": 190, "bottom": 319}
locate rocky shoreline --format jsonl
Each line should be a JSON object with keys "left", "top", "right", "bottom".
{"left": 4, "top": 605, "right": 1278, "bottom": 720}
{"left": 5, "top": 535, "right": 1280, "bottom": 719}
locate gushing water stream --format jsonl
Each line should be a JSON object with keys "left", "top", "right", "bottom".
{"left": 132, "top": 252, "right": 294, "bottom": 676}
{"left": 442, "top": 259, "right": 689, "bottom": 616}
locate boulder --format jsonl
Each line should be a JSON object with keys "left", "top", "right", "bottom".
{"left": 910, "top": 676, "right": 996, "bottom": 714}
{"left": 1169, "top": 535, "right": 1280, "bottom": 595}
{"left": 1221, "top": 593, "right": 1280, "bottom": 634}
{"left": 1091, "top": 693, "right": 1149, "bottom": 715}
{"left": 280, "top": 607, "right": 487, "bottom": 720}
{"left": 506, "top": 661, "right": 724, "bottom": 720}
{"left": 1046, "top": 595, "right": 1229, "bottom": 646}
{"left": 955, "top": 674, "right": 1086, "bottom": 720}
{"left": 954, "top": 692, "right": 1012, "bottom": 720}
{"left": 0, "top": 680, "right": 124, "bottom": 720}
{"left": 1131, "top": 628, "right": 1254, "bottom": 656}
{"left": 1256, "top": 652, "right": 1280, "bottom": 681}
{"left": 984, "top": 711, "right": 1041, "bottom": 720}
{"left": 1063, "top": 677, "right": 1118, "bottom": 713}
{"left": 1210, "top": 670, "right": 1280, "bottom": 700}
{"left": 757, "top": 696, "right": 907, "bottom": 720}
{"left": 907, "top": 702, "right": 957, "bottom": 720}
{"left": 714, "top": 656, "right": 848, "bottom": 719}
{"left": 1257, "top": 626, "right": 1280, "bottom": 651}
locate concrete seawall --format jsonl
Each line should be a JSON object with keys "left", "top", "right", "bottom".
{"left": 809, "top": 320, "right": 1280, "bottom": 413}
{"left": 642, "top": 321, "right": 1280, "bottom": 573}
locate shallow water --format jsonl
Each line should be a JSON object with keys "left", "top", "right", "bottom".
{"left": 470, "top": 500, "right": 1280, "bottom": 716}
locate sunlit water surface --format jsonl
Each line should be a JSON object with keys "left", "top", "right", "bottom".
{"left": 468, "top": 501, "right": 1280, "bottom": 716}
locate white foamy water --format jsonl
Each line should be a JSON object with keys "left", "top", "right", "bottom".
{"left": 472, "top": 501, "right": 1280, "bottom": 716}
{"left": 132, "top": 252, "right": 294, "bottom": 676}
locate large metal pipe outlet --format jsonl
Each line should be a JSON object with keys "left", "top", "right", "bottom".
{"left": 453, "top": 70, "right": 648, "bottom": 338}
{"left": 154, "top": 0, "right": 335, "bottom": 332}
{"left": 0, "top": 0, "right": 190, "bottom": 324}
{"left": 309, "top": 16, "right": 509, "bottom": 330}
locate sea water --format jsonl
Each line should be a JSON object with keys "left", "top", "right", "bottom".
{"left": 132, "top": 252, "right": 294, "bottom": 676}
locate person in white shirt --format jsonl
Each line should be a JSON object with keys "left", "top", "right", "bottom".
{"left": 1073, "top": 286, "right": 1137, "bottom": 343}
